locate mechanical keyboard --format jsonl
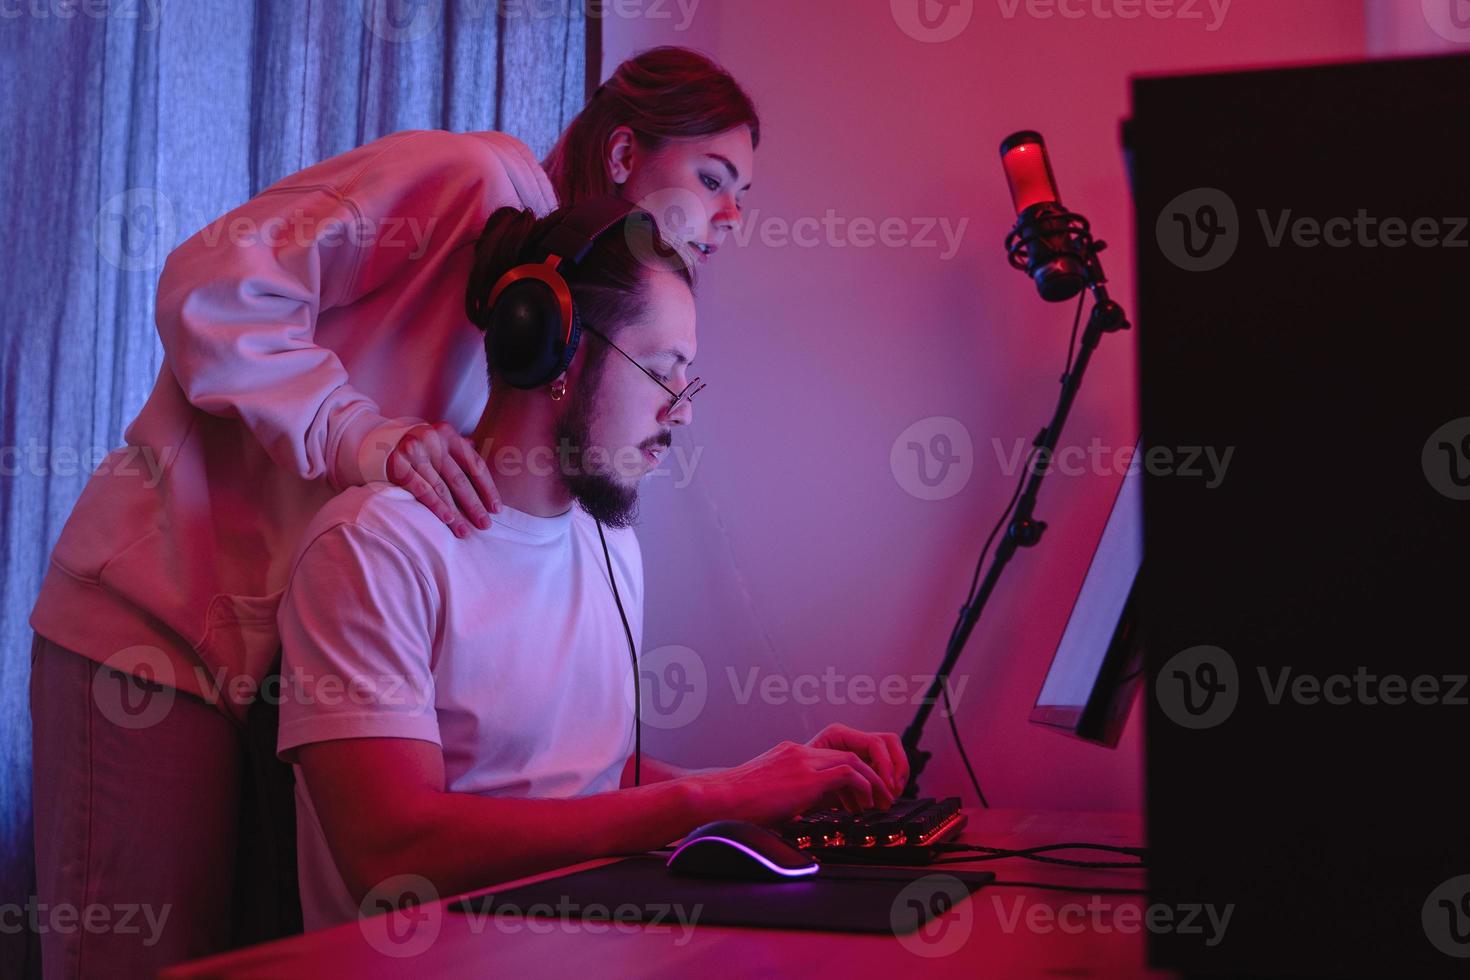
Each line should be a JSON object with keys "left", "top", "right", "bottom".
{"left": 779, "top": 796, "right": 967, "bottom": 865}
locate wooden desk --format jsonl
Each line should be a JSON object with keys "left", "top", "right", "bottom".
{"left": 164, "top": 809, "right": 1170, "bottom": 979}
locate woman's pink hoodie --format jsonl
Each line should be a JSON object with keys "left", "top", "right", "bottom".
{"left": 29, "top": 129, "right": 556, "bottom": 722}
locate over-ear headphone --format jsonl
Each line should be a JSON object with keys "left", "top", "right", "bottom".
{"left": 473, "top": 196, "right": 647, "bottom": 390}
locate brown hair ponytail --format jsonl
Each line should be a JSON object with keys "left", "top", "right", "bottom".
{"left": 543, "top": 46, "right": 761, "bottom": 204}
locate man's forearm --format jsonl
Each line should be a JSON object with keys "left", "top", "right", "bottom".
{"left": 358, "top": 776, "right": 725, "bottom": 904}
{"left": 621, "top": 753, "right": 725, "bottom": 787}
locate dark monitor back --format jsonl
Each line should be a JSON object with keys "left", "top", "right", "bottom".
{"left": 1132, "top": 54, "right": 1470, "bottom": 976}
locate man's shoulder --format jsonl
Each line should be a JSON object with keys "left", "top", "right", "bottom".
{"left": 299, "top": 483, "right": 452, "bottom": 560}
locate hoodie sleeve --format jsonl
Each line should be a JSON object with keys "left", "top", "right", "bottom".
{"left": 154, "top": 129, "right": 558, "bottom": 489}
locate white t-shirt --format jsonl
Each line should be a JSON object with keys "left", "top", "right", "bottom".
{"left": 276, "top": 483, "right": 642, "bottom": 930}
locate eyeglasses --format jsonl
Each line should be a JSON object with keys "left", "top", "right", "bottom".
{"left": 582, "top": 325, "right": 706, "bottom": 416}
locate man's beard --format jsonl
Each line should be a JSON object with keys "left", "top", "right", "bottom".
{"left": 552, "top": 371, "right": 641, "bottom": 529}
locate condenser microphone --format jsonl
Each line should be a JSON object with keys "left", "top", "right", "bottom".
{"left": 1000, "top": 131, "right": 1088, "bottom": 302}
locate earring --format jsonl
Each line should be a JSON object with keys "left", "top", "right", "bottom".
{"left": 550, "top": 379, "right": 566, "bottom": 401}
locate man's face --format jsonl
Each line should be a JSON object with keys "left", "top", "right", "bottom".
{"left": 554, "top": 269, "right": 698, "bottom": 527}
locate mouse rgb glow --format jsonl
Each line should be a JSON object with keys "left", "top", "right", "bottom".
{"left": 666, "top": 820, "right": 820, "bottom": 881}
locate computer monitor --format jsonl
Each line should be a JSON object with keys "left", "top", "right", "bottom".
{"left": 1030, "top": 443, "right": 1143, "bottom": 746}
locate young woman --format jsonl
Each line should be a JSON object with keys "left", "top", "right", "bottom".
{"left": 27, "top": 46, "right": 758, "bottom": 977}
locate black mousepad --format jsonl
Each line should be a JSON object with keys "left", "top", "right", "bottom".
{"left": 447, "top": 854, "right": 993, "bottom": 935}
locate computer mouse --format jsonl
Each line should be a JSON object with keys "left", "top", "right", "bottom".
{"left": 666, "top": 820, "right": 821, "bottom": 881}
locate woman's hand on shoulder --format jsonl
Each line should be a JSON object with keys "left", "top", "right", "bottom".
{"left": 385, "top": 421, "right": 501, "bottom": 537}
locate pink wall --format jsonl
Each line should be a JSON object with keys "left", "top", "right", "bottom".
{"left": 1366, "top": 0, "right": 1469, "bottom": 55}
{"left": 603, "top": 0, "right": 1378, "bottom": 812}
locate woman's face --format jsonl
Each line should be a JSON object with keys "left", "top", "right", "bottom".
{"left": 608, "top": 124, "right": 756, "bottom": 264}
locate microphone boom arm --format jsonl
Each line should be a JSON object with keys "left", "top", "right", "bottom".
{"left": 900, "top": 230, "right": 1131, "bottom": 799}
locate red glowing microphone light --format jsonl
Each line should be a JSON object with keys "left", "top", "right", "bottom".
{"left": 1001, "top": 130, "right": 1063, "bottom": 211}
{"left": 1000, "top": 131, "right": 1091, "bottom": 302}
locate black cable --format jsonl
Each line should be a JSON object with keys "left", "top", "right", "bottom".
{"left": 925, "top": 841, "right": 1145, "bottom": 870}
{"left": 985, "top": 880, "right": 1147, "bottom": 895}
{"left": 597, "top": 520, "right": 640, "bottom": 788}
{"left": 936, "top": 841, "right": 1146, "bottom": 858}
{"left": 961, "top": 442, "right": 1036, "bottom": 607}
{"left": 932, "top": 292, "right": 1090, "bottom": 810}
{"left": 939, "top": 684, "right": 988, "bottom": 808}
{"left": 932, "top": 853, "right": 1142, "bottom": 870}
{"left": 1061, "top": 288, "right": 1086, "bottom": 382}
{"left": 929, "top": 849, "right": 1143, "bottom": 869}
{"left": 934, "top": 443, "right": 1036, "bottom": 810}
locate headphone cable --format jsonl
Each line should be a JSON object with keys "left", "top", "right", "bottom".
{"left": 597, "top": 520, "right": 641, "bottom": 787}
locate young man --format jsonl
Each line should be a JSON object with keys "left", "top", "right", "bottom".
{"left": 276, "top": 203, "right": 907, "bottom": 929}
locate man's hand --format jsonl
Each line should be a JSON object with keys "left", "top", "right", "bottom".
{"left": 386, "top": 421, "right": 502, "bottom": 537}
{"left": 687, "top": 737, "right": 899, "bottom": 828}
{"left": 805, "top": 723, "right": 909, "bottom": 801}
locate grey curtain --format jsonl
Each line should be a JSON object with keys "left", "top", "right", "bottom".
{"left": 0, "top": 2, "right": 587, "bottom": 972}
